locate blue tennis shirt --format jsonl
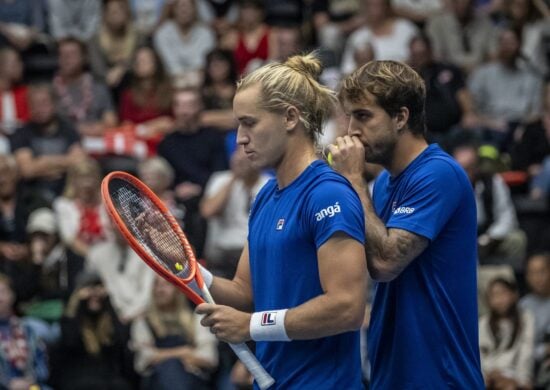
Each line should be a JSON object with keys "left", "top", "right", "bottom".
{"left": 368, "top": 144, "right": 484, "bottom": 389}
{"left": 248, "top": 160, "right": 365, "bottom": 389}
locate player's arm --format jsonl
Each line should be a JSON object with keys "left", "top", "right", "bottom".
{"left": 284, "top": 232, "right": 367, "bottom": 339}
{"left": 206, "top": 242, "right": 254, "bottom": 312}
{"left": 197, "top": 232, "right": 367, "bottom": 343}
{"left": 347, "top": 177, "right": 428, "bottom": 282}
{"left": 329, "top": 136, "right": 429, "bottom": 282}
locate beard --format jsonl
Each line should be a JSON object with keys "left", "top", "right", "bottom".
{"left": 364, "top": 136, "right": 397, "bottom": 167}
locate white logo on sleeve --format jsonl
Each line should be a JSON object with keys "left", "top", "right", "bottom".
{"left": 393, "top": 206, "right": 415, "bottom": 215}
{"left": 315, "top": 202, "right": 341, "bottom": 221}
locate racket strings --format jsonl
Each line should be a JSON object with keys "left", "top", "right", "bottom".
{"left": 108, "top": 179, "right": 192, "bottom": 279}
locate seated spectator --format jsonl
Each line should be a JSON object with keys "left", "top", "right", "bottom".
{"left": 0, "top": 155, "right": 50, "bottom": 304}
{"left": 25, "top": 208, "right": 72, "bottom": 324}
{"left": 408, "top": 34, "right": 480, "bottom": 146}
{"left": 479, "top": 278, "right": 535, "bottom": 389}
{"left": 219, "top": 0, "right": 275, "bottom": 76}
{"left": 391, "top": 0, "right": 444, "bottom": 28}
{"left": 467, "top": 27, "right": 544, "bottom": 147}
{"left": 129, "top": 0, "right": 171, "bottom": 37}
{"left": 0, "top": 48, "right": 29, "bottom": 150}
{"left": 341, "top": 0, "right": 418, "bottom": 75}
{"left": 0, "top": 0, "right": 47, "bottom": 51}
{"left": 520, "top": 253, "right": 550, "bottom": 389}
{"left": 119, "top": 45, "right": 173, "bottom": 154}
{"left": 53, "top": 38, "right": 118, "bottom": 137}
{"left": 200, "top": 147, "right": 269, "bottom": 279}
{"left": 86, "top": 229, "right": 156, "bottom": 323}
{"left": 200, "top": 48, "right": 238, "bottom": 131}
{"left": 0, "top": 155, "right": 29, "bottom": 257}
{"left": 500, "top": 0, "right": 548, "bottom": 76}
{"left": 311, "top": 0, "right": 363, "bottom": 61}
{"left": 0, "top": 273, "right": 49, "bottom": 390}
{"left": 50, "top": 271, "right": 134, "bottom": 390}
{"left": 509, "top": 84, "right": 550, "bottom": 191}
{"left": 131, "top": 275, "right": 218, "bottom": 390}
{"left": 137, "top": 156, "right": 186, "bottom": 226}
{"left": 454, "top": 143, "right": 527, "bottom": 270}
{"left": 153, "top": 0, "right": 216, "bottom": 83}
{"left": 10, "top": 84, "right": 85, "bottom": 204}
{"left": 88, "top": 0, "right": 141, "bottom": 94}
{"left": 157, "top": 88, "right": 228, "bottom": 258}
{"left": 48, "top": 0, "right": 101, "bottom": 42}
{"left": 53, "top": 158, "right": 110, "bottom": 259}
{"left": 426, "top": 0, "right": 498, "bottom": 74}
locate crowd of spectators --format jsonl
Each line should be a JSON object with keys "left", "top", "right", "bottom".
{"left": 0, "top": 0, "right": 548, "bottom": 388}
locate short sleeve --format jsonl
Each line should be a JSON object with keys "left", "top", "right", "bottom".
{"left": 386, "top": 160, "right": 466, "bottom": 241}
{"left": 304, "top": 178, "right": 365, "bottom": 249}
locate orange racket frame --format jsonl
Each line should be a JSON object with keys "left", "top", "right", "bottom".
{"left": 101, "top": 171, "right": 205, "bottom": 305}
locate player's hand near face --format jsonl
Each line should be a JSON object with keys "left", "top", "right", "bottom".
{"left": 328, "top": 136, "right": 366, "bottom": 183}
{"left": 196, "top": 303, "right": 252, "bottom": 344}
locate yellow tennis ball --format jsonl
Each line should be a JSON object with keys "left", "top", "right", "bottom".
{"left": 175, "top": 262, "right": 183, "bottom": 271}
{"left": 327, "top": 152, "right": 333, "bottom": 166}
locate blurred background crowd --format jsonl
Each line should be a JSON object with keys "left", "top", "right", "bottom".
{"left": 0, "top": 0, "right": 548, "bottom": 389}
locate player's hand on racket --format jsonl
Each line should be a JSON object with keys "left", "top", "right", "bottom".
{"left": 328, "top": 136, "right": 366, "bottom": 182}
{"left": 196, "top": 303, "right": 252, "bottom": 344}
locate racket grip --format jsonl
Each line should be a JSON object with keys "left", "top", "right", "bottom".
{"left": 200, "top": 286, "right": 275, "bottom": 389}
{"left": 229, "top": 342, "right": 275, "bottom": 390}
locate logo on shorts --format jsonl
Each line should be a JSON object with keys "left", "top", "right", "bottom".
{"left": 261, "top": 312, "right": 277, "bottom": 326}
{"left": 276, "top": 219, "right": 285, "bottom": 230}
{"left": 315, "top": 202, "right": 341, "bottom": 221}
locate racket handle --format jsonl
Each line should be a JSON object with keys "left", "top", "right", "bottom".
{"left": 200, "top": 285, "right": 275, "bottom": 389}
{"left": 229, "top": 342, "right": 275, "bottom": 390}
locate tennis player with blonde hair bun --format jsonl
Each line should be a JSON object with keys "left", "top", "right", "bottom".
{"left": 195, "top": 52, "right": 368, "bottom": 388}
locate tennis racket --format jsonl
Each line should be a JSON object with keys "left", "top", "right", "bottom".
{"left": 101, "top": 171, "right": 275, "bottom": 390}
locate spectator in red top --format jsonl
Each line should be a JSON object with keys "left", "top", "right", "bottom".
{"left": 220, "top": 0, "right": 275, "bottom": 75}
{"left": 0, "top": 48, "right": 29, "bottom": 153}
{"left": 118, "top": 45, "right": 173, "bottom": 154}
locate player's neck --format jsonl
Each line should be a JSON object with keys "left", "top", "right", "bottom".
{"left": 275, "top": 139, "right": 317, "bottom": 189}
{"left": 388, "top": 133, "right": 429, "bottom": 177}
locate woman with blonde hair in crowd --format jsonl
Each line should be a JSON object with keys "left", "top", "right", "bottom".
{"left": 50, "top": 271, "right": 133, "bottom": 390}
{"left": 53, "top": 158, "right": 111, "bottom": 285}
{"left": 131, "top": 275, "right": 218, "bottom": 390}
{"left": 88, "top": 0, "right": 141, "bottom": 93}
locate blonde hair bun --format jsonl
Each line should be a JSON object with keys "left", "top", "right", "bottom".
{"left": 284, "top": 52, "right": 323, "bottom": 80}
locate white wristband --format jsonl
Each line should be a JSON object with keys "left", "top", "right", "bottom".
{"left": 250, "top": 309, "right": 291, "bottom": 342}
{"left": 198, "top": 263, "right": 213, "bottom": 288}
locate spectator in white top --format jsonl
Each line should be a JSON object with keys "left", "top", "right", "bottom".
{"left": 200, "top": 147, "right": 269, "bottom": 279}
{"left": 519, "top": 253, "right": 550, "bottom": 388}
{"left": 153, "top": 0, "right": 216, "bottom": 83}
{"left": 479, "top": 278, "right": 535, "bottom": 389}
{"left": 87, "top": 229, "right": 156, "bottom": 324}
{"left": 340, "top": 0, "right": 418, "bottom": 75}
{"left": 48, "top": 0, "right": 101, "bottom": 41}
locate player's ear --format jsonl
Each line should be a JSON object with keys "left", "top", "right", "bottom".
{"left": 394, "top": 107, "right": 409, "bottom": 133}
{"left": 284, "top": 105, "right": 300, "bottom": 132}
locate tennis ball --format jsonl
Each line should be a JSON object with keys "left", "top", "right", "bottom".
{"left": 175, "top": 262, "right": 183, "bottom": 271}
{"left": 327, "top": 152, "right": 333, "bottom": 166}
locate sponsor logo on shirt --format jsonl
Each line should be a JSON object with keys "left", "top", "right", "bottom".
{"left": 276, "top": 219, "right": 285, "bottom": 230}
{"left": 261, "top": 312, "right": 277, "bottom": 326}
{"left": 393, "top": 206, "right": 415, "bottom": 215}
{"left": 315, "top": 202, "right": 341, "bottom": 221}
